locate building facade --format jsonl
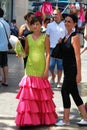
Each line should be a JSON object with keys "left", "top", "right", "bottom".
{"left": 0, "top": 0, "right": 28, "bottom": 27}
{"left": 0, "top": 0, "right": 12, "bottom": 22}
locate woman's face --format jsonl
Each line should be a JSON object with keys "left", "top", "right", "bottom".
{"left": 27, "top": 14, "right": 34, "bottom": 23}
{"left": 64, "top": 16, "right": 76, "bottom": 31}
{"left": 31, "top": 21, "right": 42, "bottom": 32}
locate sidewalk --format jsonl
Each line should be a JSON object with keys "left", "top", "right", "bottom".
{"left": 0, "top": 51, "right": 87, "bottom": 130}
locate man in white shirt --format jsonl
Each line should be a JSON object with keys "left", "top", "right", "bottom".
{"left": 46, "top": 9, "right": 66, "bottom": 87}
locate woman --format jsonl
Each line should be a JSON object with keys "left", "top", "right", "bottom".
{"left": 15, "top": 16, "right": 57, "bottom": 126}
{"left": 80, "top": 11, "right": 87, "bottom": 54}
{"left": 19, "top": 12, "right": 34, "bottom": 68}
{"left": 55, "top": 14, "right": 87, "bottom": 126}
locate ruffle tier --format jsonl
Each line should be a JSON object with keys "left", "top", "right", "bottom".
{"left": 15, "top": 76, "right": 58, "bottom": 126}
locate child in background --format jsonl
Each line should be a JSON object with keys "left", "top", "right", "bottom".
{"left": 10, "top": 19, "right": 19, "bottom": 37}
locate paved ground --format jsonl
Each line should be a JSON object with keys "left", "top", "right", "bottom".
{"left": 0, "top": 50, "right": 87, "bottom": 130}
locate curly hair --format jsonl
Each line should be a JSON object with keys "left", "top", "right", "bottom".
{"left": 85, "top": 10, "right": 87, "bottom": 22}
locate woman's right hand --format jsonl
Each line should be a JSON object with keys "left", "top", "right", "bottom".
{"left": 18, "top": 36, "right": 25, "bottom": 40}
{"left": 16, "top": 54, "right": 21, "bottom": 58}
{"left": 58, "top": 38, "right": 62, "bottom": 43}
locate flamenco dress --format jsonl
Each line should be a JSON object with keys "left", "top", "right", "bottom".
{"left": 15, "top": 34, "right": 57, "bottom": 126}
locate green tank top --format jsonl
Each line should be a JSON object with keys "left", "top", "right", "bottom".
{"left": 25, "top": 34, "right": 46, "bottom": 77}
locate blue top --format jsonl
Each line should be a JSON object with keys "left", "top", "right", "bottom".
{"left": 0, "top": 18, "right": 10, "bottom": 51}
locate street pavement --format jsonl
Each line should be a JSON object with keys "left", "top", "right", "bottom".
{"left": 0, "top": 50, "right": 87, "bottom": 130}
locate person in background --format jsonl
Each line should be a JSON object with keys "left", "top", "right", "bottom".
{"left": 15, "top": 16, "right": 57, "bottom": 126}
{"left": 10, "top": 19, "right": 19, "bottom": 37}
{"left": 80, "top": 10, "right": 87, "bottom": 54}
{"left": 18, "top": 12, "right": 34, "bottom": 68}
{"left": 46, "top": 9, "right": 67, "bottom": 88}
{"left": 41, "top": 17, "right": 50, "bottom": 33}
{"left": 0, "top": 8, "right": 10, "bottom": 86}
{"left": 55, "top": 14, "right": 87, "bottom": 126}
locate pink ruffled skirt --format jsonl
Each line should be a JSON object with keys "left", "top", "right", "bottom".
{"left": 15, "top": 76, "right": 58, "bottom": 126}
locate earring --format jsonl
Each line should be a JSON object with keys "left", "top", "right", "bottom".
{"left": 72, "top": 27, "right": 75, "bottom": 31}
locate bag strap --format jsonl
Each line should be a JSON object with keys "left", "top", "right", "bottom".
{"left": 0, "top": 21, "right": 9, "bottom": 43}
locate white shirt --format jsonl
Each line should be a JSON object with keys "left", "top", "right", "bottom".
{"left": 46, "top": 21, "right": 67, "bottom": 48}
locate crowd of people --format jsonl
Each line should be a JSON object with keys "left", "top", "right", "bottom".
{"left": 0, "top": 4, "right": 87, "bottom": 127}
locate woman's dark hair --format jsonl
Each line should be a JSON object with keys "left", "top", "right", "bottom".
{"left": 24, "top": 12, "right": 34, "bottom": 20}
{"left": 67, "top": 14, "right": 78, "bottom": 23}
{"left": 44, "top": 17, "right": 50, "bottom": 24}
{"left": 0, "top": 8, "right": 4, "bottom": 17}
{"left": 30, "top": 16, "right": 42, "bottom": 25}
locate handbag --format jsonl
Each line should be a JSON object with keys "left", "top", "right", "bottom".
{"left": 0, "top": 21, "right": 12, "bottom": 49}
{"left": 51, "top": 43, "right": 62, "bottom": 59}
{"left": 8, "top": 41, "right": 13, "bottom": 50}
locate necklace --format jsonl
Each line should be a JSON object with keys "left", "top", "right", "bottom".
{"left": 64, "top": 30, "right": 75, "bottom": 42}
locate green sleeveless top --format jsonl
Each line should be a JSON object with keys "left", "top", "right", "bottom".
{"left": 25, "top": 34, "right": 46, "bottom": 77}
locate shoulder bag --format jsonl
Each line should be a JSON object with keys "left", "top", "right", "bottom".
{"left": 51, "top": 43, "right": 62, "bottom": 59}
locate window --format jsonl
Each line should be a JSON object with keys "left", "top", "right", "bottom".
{"left": 0, "top": 0, "right": 12, "bottom": 23}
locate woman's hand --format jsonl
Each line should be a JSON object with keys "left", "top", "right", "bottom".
{"left": 18, "top": 36, "right": 25, "bottom": 40}
{"left": 42, "top": 71, "right": 48, "bottom": 79}
{"left": 76, "top": 73, "right": 81, "bottom": 84}
{"left": 16, "top": 54, "right": 22, "bottom": 58}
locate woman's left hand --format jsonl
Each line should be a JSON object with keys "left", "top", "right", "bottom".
{"left": 84, "top": 35, "right": 87, "bottom": 41}
{"left": 76, "top": 73, "right": 81, "bottom": 83}
{"left": 43, "top": 71, "right": 48, "bottom": 79}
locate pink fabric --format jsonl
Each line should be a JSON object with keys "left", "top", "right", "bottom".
{"left": 15, "top": 76, "right": 57, "bottom": 126}
{"left": 35, "top": 11, "right": 43, "bottom": 17}
{"left": 79, "top": 5, "right": 85, "bottom": 22}
{"left": 41, "top": 2, "right": 53, "bottom": 15}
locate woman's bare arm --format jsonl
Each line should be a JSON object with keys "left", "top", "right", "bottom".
{"left": 72, "top": 34, "right": 81, "bottom": 83}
